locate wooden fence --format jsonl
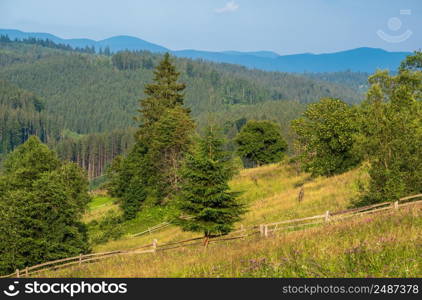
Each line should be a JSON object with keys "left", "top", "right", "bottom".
{"left": 1, "top": 194, "right": 421, "bottom": 278}
{"left": 132, "top": 222, "right": 170, "bottom": 237}
{"left": 258, "top": 194, "right": 422, "bottom": 237}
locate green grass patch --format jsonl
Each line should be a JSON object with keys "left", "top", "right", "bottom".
{"left": 88, "top": 195, "right": 116, "bottom": 210}
{"left": 85, "top": 196, "right": 178, "bottom": 247}
{"left": 122, "top": 204, "right": 178, "bottom": 235}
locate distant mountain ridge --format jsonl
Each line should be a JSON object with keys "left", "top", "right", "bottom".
{"left": 0, "top": 28, "right": 412, "bottom": 73}
{"left": 0, "top": 29, "right": 168, "bottom": 53}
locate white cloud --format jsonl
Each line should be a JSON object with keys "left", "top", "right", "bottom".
{"left": 215, "top": 1, "right": 239, "bottom": 14}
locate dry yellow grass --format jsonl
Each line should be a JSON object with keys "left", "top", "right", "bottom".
{"left": 232, "top": 163, "right": 362, "bottom": 225}
{"left": 42, "top": 208, "right": 421, "bottom": 277}
{"left": 91, "top": 162, "right": 363, "bottom": 252}
{"left": 38, "top": 163, "right": 421, "bottom": 277}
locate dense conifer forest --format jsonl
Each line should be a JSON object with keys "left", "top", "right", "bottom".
{"left": 0, "top": 39, "right": 363, "bottom": 177}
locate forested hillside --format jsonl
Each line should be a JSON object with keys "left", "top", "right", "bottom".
{"left": 0, "top": 42, "right": 362, "bottom": 133}
{"left": 303, "top": 71, "right": 370, "bottom": 93}
{"left": 0, "top": 40, "right": 364, "bottom": 177}
{"left": 55, "top": 129, "right": 135, "bottom": 179}
{"left": 0, "top": 80, "right": 60, "bottom": 155}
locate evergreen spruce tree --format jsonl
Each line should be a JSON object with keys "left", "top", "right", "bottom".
{"left": 108, "top": 53, "right": 194, "bottom": 215}
{"left": 107, "top": 142, "right": 148, "bottom": 220}
{"left": 137, "top": 52, "right": 188, "bottom": 128}
{"left": 121, "top": 177, "right": 147, "bottom": 220}
{"left": 174, "top": 127, "right": 245, "bottom": 244}
{"left": 138, "top": 54, "right": 193, "bottom": 201}
{"left": 0, "top": 136, "right": 90, "bottom": 275}
{"left": 104, "top": 155, "right": 125, "bottom": 198}
{"left": 146, "top": 106, "right": 195, "bottom": 199}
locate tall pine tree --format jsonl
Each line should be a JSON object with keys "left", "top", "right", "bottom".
{"left": 137, "top": 53, "right": 188, "bottom": 127}
{"left": 137, "top": 53, "right": 194, "bottom": 202}
{"left": 174, "top": 127, "right": 245, "bottom": 244}
{"left": 108, "top": 53, "right": 194, "bottom": 216}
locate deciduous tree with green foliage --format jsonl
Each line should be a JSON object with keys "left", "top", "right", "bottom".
{"left": 355, "top": 52, "right": 422, "bottom": 205}
{"left": 291, "top": 98, "right": 360, "bottom": 176}
{"left": 400, "top": 50, "right": 422, "bottom": 71}
{"left": 175, "top": 127, "right": 245, "bottom": 244}
{"left": 0, "top": 136, "right": 90, "bottom": 275}
{"left": 235, "top": 120, "right": 287, "bottom": 168}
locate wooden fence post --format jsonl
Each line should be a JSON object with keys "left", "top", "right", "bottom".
{"left": 264, "top": 225, "right": 268, "bottom": 237}
{"left": 394, "top": 201, "right": 399, "bottom": 210}
{"left": 203, "top": 237, "right": 210, "bottom": 249}
{"left": 259, "top": 224, "right": 264, "bottom": 237}
{"left": 240, "top": 224, "right": 244, "bottom": 232}
{"left": 79, "top": 254, "right": 82, "bottom": 265}
{"left": 152, "top": 239, "right": 158, "bottom": 253}
{"left": 325, "top": 211, "right": 330, "bottom": 222}
{"left": 16, "top": 269, "right": 19, "bottom": 278}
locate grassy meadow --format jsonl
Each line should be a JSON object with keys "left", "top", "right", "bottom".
{"left": 85, "top": 162, "right": 364, "bottom": 253}
{"left": 44, "top": 208, "right": 421, "bottom": 277}
{"left": 35, "top": 162, "right": 422, "bottom": 278}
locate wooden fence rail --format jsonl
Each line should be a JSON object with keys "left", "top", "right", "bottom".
{"left": 132, "top": 222, "right": 170, "bottom": 237}
{"left": 258, "top": 195, "right": 422, "bottom": 237}
{"left": 1, "top": 194, "right": 421, "bottom": 278}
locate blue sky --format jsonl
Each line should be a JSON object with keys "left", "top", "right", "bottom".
{"left": 0, "top": 0, "right": 420, "bottom": 54}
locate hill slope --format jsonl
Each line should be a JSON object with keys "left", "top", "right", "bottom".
{"left": 0, "top": 41, "right": 361, "bottom": 135}
{"left": 0, "top": 41, "right": 362, "bottom": 177}
{"left": 0, "top": 80, "right": 60, "bottom": 155}
{"left": 37, "top": 163, "right": 421, "bottom": 277}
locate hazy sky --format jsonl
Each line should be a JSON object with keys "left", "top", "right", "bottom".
{"left": 0, "top": 0, "right": 421, "bottom": 54}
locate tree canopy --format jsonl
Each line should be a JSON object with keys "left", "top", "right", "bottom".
{"left": 235, "top": 120, "right": 287, "bottom": 168}
{"left": 0, "top": 136, "right": 90, "bottom": 275}
{"left": 291, "top": 98, "right": 360, "bottom": 176}
{"left": 355, "top": 51, "right": 422, "bottom": 205}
